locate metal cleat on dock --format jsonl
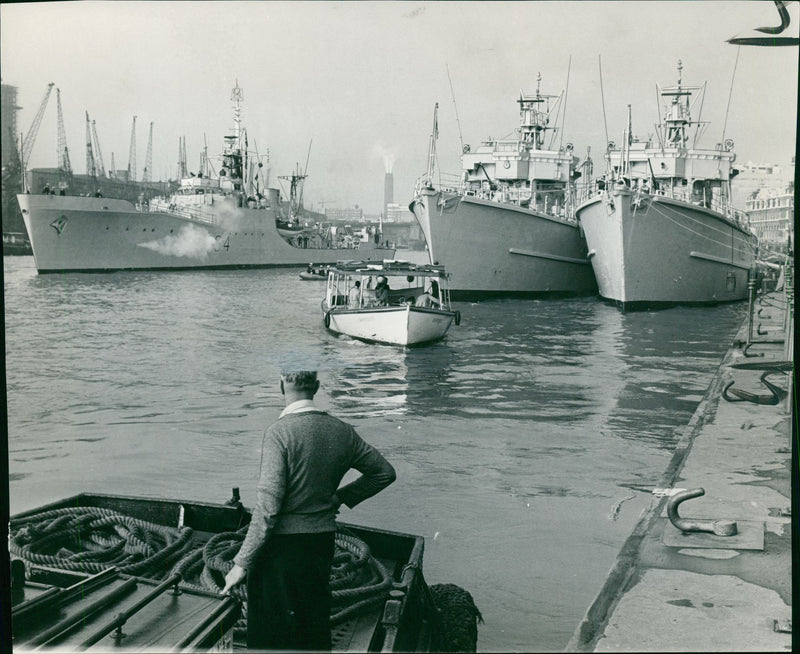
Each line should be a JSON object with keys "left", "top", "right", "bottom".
{"left": 722, "top": 362, "right": 790, "bottom": 405}
{"left": 660, "top": 488, "right": 765, "bottom": 551}
{"left": 773, "top": 619, "right": 792, "bottom": 634}
{"left": 666, "top": 488, "right": 737, "bottom": 536}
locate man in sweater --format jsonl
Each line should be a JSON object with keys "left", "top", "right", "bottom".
{"left": 221, "top": 368, "right": 396, "bottom": 651}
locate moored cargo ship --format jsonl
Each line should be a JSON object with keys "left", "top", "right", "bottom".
{"left": 408, "top": 76, "right": 597, "bottom": 299}
{"left": 18, "top": 83, "right": 393, "bottom": 273}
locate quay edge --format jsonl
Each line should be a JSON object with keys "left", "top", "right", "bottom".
{"left": 566, "top": 292, "right": 793, "bottom": 652}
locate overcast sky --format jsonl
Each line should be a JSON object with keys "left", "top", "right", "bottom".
{"left": 2, "top": 1, "right": 797, "bottom": 214}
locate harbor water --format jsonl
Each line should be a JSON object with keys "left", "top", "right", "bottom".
{"left": 4, "top": 254, "right": 747, "bottom": 652}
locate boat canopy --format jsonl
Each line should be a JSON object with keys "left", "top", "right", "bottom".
{"left": 331, "top": 259, "right": 448, "bottom": 278}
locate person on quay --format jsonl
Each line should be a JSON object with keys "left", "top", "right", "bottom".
{"left": 221, "top": 367, "right": 396, "bottom": 651}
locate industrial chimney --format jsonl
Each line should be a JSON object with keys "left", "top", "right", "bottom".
{"left": 384, "top": 172, "right": 394, "bottom": 219}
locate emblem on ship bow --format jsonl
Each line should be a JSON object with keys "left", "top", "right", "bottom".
{"left": 50, "top": 215, "right": 68, "bottom": 234}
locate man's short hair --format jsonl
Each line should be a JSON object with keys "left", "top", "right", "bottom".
{"left": 281, "top": 370, "right": 318, "bottom": 391}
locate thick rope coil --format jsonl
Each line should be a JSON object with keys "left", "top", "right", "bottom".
{"left": 10, "top": 506, "right": 194, "bottom": 578}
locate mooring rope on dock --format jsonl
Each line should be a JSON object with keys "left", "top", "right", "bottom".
{"left": 9, "top": 506, "right": 392, "bottom": 630}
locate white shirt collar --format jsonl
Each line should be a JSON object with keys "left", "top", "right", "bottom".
{"left": 279, "top": 399, "right": 319, "bottom": 418}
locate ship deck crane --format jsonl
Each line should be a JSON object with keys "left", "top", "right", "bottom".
{"left": 20, "top": 82, "right": 55, "bottom": 191}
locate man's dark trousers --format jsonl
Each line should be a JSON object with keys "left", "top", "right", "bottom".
{"left": 246, "top": 532, "right": 336, "bottom": 651}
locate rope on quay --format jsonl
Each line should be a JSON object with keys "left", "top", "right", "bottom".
{"left": 9, "top": 506, "right": 393, "bottom": 635}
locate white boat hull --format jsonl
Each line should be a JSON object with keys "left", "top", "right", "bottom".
{"left": 576, "top": 189, "right": 757, "bottom": 308}
{"left": 18, "top": 194, "right": 393, "bottom": 273}
{"left": 409, "top": 188, "right": 597, "bottom": 297}
{"left": 324, "top": 304, "right": 455, "bottom": 346}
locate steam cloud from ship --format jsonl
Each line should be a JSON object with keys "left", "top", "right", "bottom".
{"left": 137, "top": 203, "right": 244, "bottom": 259}
{"left": 139, "top": 224, "right": 217, "bottom": 259}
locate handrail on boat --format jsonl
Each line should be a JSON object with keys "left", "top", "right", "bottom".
{"left": 146, "top": 198, "right": 220, "bottom": 226}
{"left": 79, "top": 574, "right": 183, "bottom": 648}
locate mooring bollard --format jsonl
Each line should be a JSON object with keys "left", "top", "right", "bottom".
{"left": 746, "top": 265, "right": 758, "bottom": 346}
{"left": 666, "top": 488, "right": 738, "bottom": 536}
{"left": 784, "top": 299, "right": 794, "bottom": 416}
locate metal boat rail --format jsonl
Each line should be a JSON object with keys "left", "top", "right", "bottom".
{"left": 147, "top": 198, "right": 221, "bottom": 226}
{"left": 414, "top": 172, "right": 577, "bottom": 220}
{"left": 414, "top": 172, "right": 463, "bottom": 196}
{"left": 576, "top": 182, "right": 750, "bottom": 227}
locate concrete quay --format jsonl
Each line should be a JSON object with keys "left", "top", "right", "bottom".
{"left": 567, "top": 290, "right": 794, "bottom": 652}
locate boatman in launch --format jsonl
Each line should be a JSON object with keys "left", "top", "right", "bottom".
{"left": 349, "top": 280, "right": 362, "bottom": 308}
{"left": 221, "top": 365, "right": 396, "bottom": 651}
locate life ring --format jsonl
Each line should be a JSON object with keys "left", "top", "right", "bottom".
{"left": 454, "top": 310, "right": 461, "bottom": 326}
{"left": 324, "top": 311, "right": 331, "bottom": 329}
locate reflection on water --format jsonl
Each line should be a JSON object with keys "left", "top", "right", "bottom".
{"left": 4, "top": 256, "right": 746, "bottom": 652}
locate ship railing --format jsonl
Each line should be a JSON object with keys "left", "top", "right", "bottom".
{"left": 413, "top": 172, "right": 464, "bottom": 196}
{"left": 574, "top": 182, "right": 750, "bottom": 226}
{"left": 147, "top": 198, "right": 220, "bottom": 226}
{"left": 493, "top": 140, "right": 524, "bottom": 153}
{"left": 649, "top": 187, "right": 749, "bottom": 226}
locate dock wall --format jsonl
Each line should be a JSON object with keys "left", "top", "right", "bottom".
{"left": 566, "top": 288, "right": 794, "bottom": 652}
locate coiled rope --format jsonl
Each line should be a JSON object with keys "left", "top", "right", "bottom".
{"left": 9, "top": 507, "right": 195, "bottom": 578}
{"left": 10, "top": 506, "right": 392, "bottom": 632}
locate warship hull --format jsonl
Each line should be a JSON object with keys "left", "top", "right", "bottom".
{"left": 576, "top": 188, "right": 757, "bottom": 309}
{"left": 409, "top": 187, "right": 597, "bottom": 298}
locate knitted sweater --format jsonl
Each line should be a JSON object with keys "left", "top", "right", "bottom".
{"left": 234, "top": 410, "right": 396, "bottom": 571}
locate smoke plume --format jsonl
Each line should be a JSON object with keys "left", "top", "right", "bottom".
{"left": 373, "top": 144, "right": 395, "bottom": 173}
{"left": 138, "top": 224, "right": 217, "bottom": 259}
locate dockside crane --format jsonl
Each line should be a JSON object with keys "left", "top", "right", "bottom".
{"left": 127, "top": 115, "right": 137, "bottom": 182}
{"left": 85, "top": 111, "right": 98, "bottom": 185}
{"left": 90, "top": 119, "right": 106, "bottom": 179}
{"left": 56, "top": 88, "right": 73, "bottom": 191}
{"left": 142, "top": 121, "right": 153, "bottom": 184}
{"left": 177, "top": 136, "right": 188, "bottom": 180}
{"left": 19, "top": 82, "right": 55, "bottom": 192}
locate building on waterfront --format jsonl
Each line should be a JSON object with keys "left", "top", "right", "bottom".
{"left": 325, "top": 206, "right": 364, "bottom": 222}
{"left": 1, "top": 83, "right": 21, "bottom": 169}
{"left": 746, "top": 181, "right": 794, "bottom": 253}
{"left": 383, "top": 202, "right": 425, "bottom": 248}
{"left": 731, "top": 160, "right": 794, "bottom": 210}
{"left": 385, "top": 202, "right": 416, "bottom": 223}
{"left": 1, "top": 82, "right": 26, "bottom": 234}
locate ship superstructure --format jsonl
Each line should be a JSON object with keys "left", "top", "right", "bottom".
{"left": 409, "top": 74, "right": 596, "bottom": 298}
